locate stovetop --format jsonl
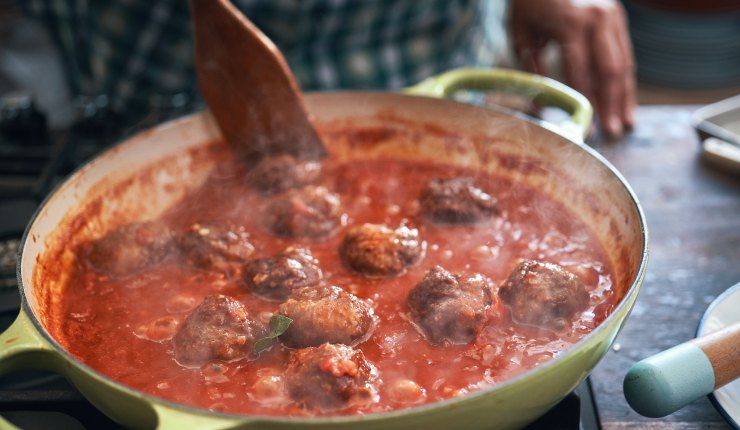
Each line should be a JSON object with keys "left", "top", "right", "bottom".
{"left": 0, "top": 91, "right": 601, "bottom": 430}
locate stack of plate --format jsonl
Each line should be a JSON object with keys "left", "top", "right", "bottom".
{"left": 625, "top": 1, "right": 740, "bottom": 88}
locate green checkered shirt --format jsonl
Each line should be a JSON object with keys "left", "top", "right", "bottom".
{"left": 25, "top": 0, "right": 508, "bottom": 118}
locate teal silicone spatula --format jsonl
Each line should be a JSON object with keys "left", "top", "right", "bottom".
{"left": 623, "top": 321, "right": 740, "bottom": 417}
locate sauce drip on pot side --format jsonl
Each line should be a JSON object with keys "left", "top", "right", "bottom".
{"left": 58, "top": 154, "right": 618, "bottom": 417}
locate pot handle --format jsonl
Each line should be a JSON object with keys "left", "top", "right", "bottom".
{"left": 0, "top": 311, "right": 249, "bottom": 430}
{"left": 151, "top": 403, "right": 243, "bottom": 430}
{"left": 405, "top": 68, "right": 593, "bottom": 142}
{"left": 0, "top": 311, "right": 57, "bottom": 376}
{"left": 0, "top": 311, "right": 59, "bottom": 430}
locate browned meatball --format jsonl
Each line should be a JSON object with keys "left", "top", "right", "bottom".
{"left": 243, "top": 247, "right": 322, "bottom": 301}
{"left": 250, "top": 154, "right": 322, "bottom": 195}
{"left": 178, "top": 222, "right": 254, "bottom": 273}
{"left": 420, "top": 177, "right": 497, "bottom": 223}
{"left": 263, "top": 186, "right": 342, "bottom": 239}
{"left": 85, "top": 221, "right": 172, "bottom": 276}
{"left": 499, "top": 260, "right": 589, "bottom": 330}
{"left": 278, "top": 286, "right": 376, "bottom": 348}
{"left": 339, "top": 223, "right": 424, "bottom": 277}
{"left": 285, "top": 343, "right": 378, "bottom": 411}
{"left": 173, "top": 294, "right": 262, "bottom": 367}
{"left": 407, "top": 266, "right": 493, "bottom": 345}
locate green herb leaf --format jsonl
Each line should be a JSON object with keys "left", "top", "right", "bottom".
{"left": 253, "top": 337, "right": 277, "bottom": 354}
{"left": 268, "top": 314, "right": 293, "bottom": 336}
{"left": 253, "top": 314, "right": 293, "bottom": 355}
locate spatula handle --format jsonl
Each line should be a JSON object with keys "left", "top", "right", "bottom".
{"left": 623, "top": 322, "right": 740, "bottom": 418}
{"left": 693, "top": 321, "right": 740, "bottom": 388}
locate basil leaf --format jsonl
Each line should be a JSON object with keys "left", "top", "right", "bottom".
{"left": 253, "top": 337, "right": 276, "bottom": 354}
{"left": 253, "top": 315, "right": 293, "bottom": 354}
{"left": 268, "top": 314, "right": 292, "bottom": 337}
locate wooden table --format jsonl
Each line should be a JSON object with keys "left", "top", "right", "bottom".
{"left": 587, "top": 106, "right": 740, "bottom": 429}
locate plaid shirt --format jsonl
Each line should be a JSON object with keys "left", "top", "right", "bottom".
{"left": 25, "top": 0, "right": 509, "bottom": 118}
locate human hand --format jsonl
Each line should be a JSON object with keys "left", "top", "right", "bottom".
{"left": 510, "top": 0, "right": 635, "bottom": 137}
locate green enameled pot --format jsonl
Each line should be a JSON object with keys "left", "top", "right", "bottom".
{"left": 0, "top": 68, "right": 648, "bottom": 430}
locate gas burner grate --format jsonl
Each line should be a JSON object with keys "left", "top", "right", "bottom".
{"left": 0, "top": 236, "right": 21, "bottom": 316}
{"left": 0, "top": 238, "right": 19, "bottom": 290}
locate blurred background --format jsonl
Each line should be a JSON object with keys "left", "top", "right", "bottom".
{"left": 624, "top": 0, "right": 740, "bottom": 103}
{"left": 0, "top": 0, "right": 738, "bottom": 130}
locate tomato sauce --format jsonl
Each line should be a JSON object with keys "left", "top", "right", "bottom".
{"left": 58, "top": 153, "right": 618, "bottom": 417}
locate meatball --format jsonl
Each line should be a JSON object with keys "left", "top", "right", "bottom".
{"left": 419, "top": 177, "right": 497, "bottom": 223}
{"left": 407, "top": 266, "right": 494, "bottom": 345}
{"left": 263, "top": 185, "right": 342, "bottom": 239}
{"left": 499, "top": 260, "right": 589, "bottom": 330}
{"left": 285, "top": 343, "right": 378, "bottom": 411}
{"left": 244, "top": 247, "right": 322, "bottom": 301}
{"left": 339, "top": 223, "right": 424, "bottom": 277}
{"left": 278, "top": 286, "right": 376, "bottom": 348}
{"left": 85, "top": 221, "right": 172, "bottom": 276}
{"left": 250, "top": 154, "right": 322, "bottom": 195}
{"left": 173, "top": 294, "right": 262, "bottom": 366}
{"left": 178, "top": 222, "right": 255, "bottom": 273}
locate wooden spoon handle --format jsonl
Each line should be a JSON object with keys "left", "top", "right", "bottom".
{"left": 623, "top": 321, "right": 740, "bottom": 418}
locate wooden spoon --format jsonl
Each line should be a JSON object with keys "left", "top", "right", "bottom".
{"left": 189, "top": 0, "right": 326, "bottom": 161}
{"left": 624, "top": 321, "right": 740, "bottom": 417}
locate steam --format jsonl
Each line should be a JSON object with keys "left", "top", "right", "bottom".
{"left": 64, "top": 99, "right": 619, "bottom": 416}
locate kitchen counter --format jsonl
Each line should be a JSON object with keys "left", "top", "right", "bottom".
{"left": 589, "top": 106, "right": 740, "bottom": 429}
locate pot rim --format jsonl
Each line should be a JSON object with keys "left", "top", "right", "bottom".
{"left": 15, "top": 92, "right": 649, "bottom": 424}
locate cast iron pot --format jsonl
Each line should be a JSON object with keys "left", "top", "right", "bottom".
{"left": 0, "top": 68, "right": 648, "bottom": 430}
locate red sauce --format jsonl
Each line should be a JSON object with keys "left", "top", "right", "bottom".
{"left": 58, "top": 155, "right": 618, "bottom": 417}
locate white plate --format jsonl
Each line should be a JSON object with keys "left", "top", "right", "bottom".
{"left": 697, "top": 283, "right": 740, "bottom": 429}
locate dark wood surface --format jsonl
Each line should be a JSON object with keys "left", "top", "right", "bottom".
{"left": 587, "top": 106, "right": 740, "bottom": 429}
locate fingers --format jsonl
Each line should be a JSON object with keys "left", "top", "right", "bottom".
{"left": 590, "top": 13, "right": 625, "bottom": 137}
{"left": 510, "top": 0, "right": 637, "bottom": 137}
{"left": 586, "top": 4, "right": 635, "bottom": 138}
{"left": 615, "top": 5, "right": 636, "bottom": 129}
{"left": 513, "top": 26, "right": 547, "bottom": 76}
{"left": 556, "top": 3, "right": 636, "bottom": 137}
{"left": 561, "top": 27, "right": 594, "bottom": 103}
{"left": 622, "top": 72, "right": 636, "bottom": 130}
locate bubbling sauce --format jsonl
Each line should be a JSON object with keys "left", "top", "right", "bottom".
{"left": 58, "top": 152, "right": 618, "bottom": 417}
